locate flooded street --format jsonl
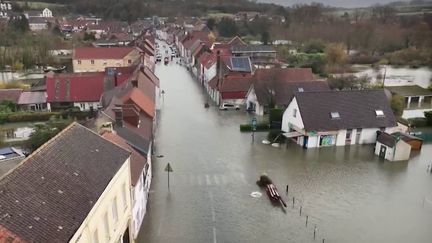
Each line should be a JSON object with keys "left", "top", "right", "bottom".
{"left": 138, "top": 59, "right": 432, "bottom": 243}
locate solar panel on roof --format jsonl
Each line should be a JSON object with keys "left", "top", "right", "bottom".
{"left": 231, "top": 57, "right": 251, "bottom": 72}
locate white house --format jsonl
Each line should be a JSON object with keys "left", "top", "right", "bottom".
{"left": 103, "top": 131, "right": 152, "bottom": 240}
{"left": 0, "top": 1, "right": 12, "bottom": 11}
{"left": 386, "top": 85, "right": 432, "bottom": 119}
{"left": 282, "top": 90, "right": 399, "bottom": 148}
{"left": 42, "top": 8, "right": 52, "bottom": 18}
{"left": 375, "top": 131, "right": 412, "bottom": 161}
{"left": 0, "top": 123, "right": 134, "bottom": 243}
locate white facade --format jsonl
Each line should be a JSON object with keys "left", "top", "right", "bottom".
{"left": 0, "top": 2, "right": 12, "bottom": 11}
{"left": 69, "top": 157, "right": 133, "bottom": 243}
{"left": 74, "top": 102, "right": 100, "bottom": 111}
{"left": 246, "top": 87, "right": 265, "bottom": 115}
{"left": 42, "top": 8, "right": 52, "bottom": 18}
{"left": 402, "top": 108, "right": 432, "bottom": 119}
{"left": 282, "top": 97, "right": 398, "bottom": 148}
{"left": 131, "top": 145, "right": 152, "bottom": 239}
{"left": 203, "top": 63, "right": 216, "bottom": 84}
{"left": 29, "top": 22, "right": 48, "bottom": 31}
{"left": 375, "top": 140, "right": 411, "bottom": 161}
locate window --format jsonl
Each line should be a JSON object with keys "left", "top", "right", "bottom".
{"left": 330, "top": 112, "right": 340, "bottom": 119}
{"left": 128, "top": 59, "right": 132, "bottom": 64}
{"left": 93, "top": 229, "right": 99, "bottom": 243}
{"left": 293, "top": 108, "right": 297, "bottom": 118}
{"left": 54, "top": 79, "right": 60, "bottom": 100}
{"left": 65, "top": 79, "right": 70, "bottom": 100}
{"left": 122, "top": 183, "right": 127, "bottom": 210}
{"left": 91, "top": 60, "right": 95, "bottom": 64}
{"left": 298, "top": 87, "right": 304, "bottom": 92}
{"left": 375, "top": 109, "right": 385, "bottom": 117}
{"left": 112, "top": 198, "right": 118, "bottom": 223}
{"left": 77, "top": 60, "right": 81, "bottom": 65}
{"left": 103, "top": 213, "right": 110, "bottom": 239}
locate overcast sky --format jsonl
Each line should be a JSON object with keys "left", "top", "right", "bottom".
{"left": 256, "top": 0, "right": 410, "bottom": 8}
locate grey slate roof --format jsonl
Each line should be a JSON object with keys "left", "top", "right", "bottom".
{"left": 386, "top": 85, "right": 432, "bottom": 97}
{"left": 295, "top": 90, "right": 397, "bottom": 132}
{"left": 254, "top": 81, "right": 330, "bottom": 107}
{"left": 0, "top": 123, "right": 131, "bottom": 242}
{"left": 377, "top": 132, "right": 397, "bottom": 147}
{"left": 231, "top": 45, "right": 275, "bottom": 53}
{"left": 115, "top": 126, "right": 150, "bottom": 155}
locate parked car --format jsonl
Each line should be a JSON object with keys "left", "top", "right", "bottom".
{"left": 219, "top": 103, "right": 240, "bottom": 110}
{"left": 156, "top": 54, "right": 162, "bottom": 62}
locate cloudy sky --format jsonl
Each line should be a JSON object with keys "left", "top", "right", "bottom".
{"left": 256, "top": 0, "right": 410, "bottom": 8}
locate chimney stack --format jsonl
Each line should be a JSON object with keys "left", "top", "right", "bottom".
{"left": 131, "top": 79, "right": 138, "bottom": 87}
{"left": 113, "top": 106, "right": 123, "bottom": 127}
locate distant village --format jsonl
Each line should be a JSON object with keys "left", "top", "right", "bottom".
{"left": 0, "top": 0, "right": 431, "bottom": 242}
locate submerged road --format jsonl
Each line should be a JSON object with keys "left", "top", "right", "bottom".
{"left": 138, "top": 46, "right": 432, "bottom": 243}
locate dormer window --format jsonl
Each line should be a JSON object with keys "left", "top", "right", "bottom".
{"left": 375, "top": 109, "right": 385, "bottom": 117}
{"left": 298, "top": 87, "right": 304, "bottom": 92}
{"left": 330, "top": 112, "right": 340, "bottom": 119}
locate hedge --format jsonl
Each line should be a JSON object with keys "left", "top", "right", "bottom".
{"left": 407, "top": 118, "right": 428, "bottom": 128}
{"left": 240, "top": 123, "right": 270, "bottom": 132}
{"left": 0, "top": 111, "right": 91, "bottom": 124}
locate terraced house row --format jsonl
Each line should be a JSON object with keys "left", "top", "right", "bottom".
{"left": 0, "top": 35, "right": 159, "bottom": 243}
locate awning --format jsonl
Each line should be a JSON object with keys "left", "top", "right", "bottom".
{"left": 283, "top": 131, "right": 302, "bottom": 138}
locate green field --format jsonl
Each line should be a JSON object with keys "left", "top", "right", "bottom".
{"left": 15, "top": 1, "right": 67, "bottom": 9}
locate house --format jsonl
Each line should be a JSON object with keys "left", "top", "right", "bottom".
{"left": 28, "top": 17, "right": 48, "bottom": 31}
{"left": 245, "top": 68, "right": 327, "bottom": 115}
{"left": 0, "top": 123, "right": 134, "bottom": 243}
{"left": 231, "top": 45, "right": 276, "bottom": 68}
{"left": 0, "top": 1, "right": 12, "bottom": 11}
{"left": 208, "top": 73, "right": 253, "bottom": 106}
{"left": 385, "top": 85, "right": 432, "bottom": 119}
{"left": 0, "top": 89, "right": 22, "bottom": 103}
{"left": 198, "top": 51, "right": 216, "bottom": 86}
{"left": 102, "top": 131, "right": 151, "bottom": 240}
{"left": 392, "top": 132, "right": 423, "bottom": 150}
{"left": 46, "top": 72, "right": 106, "bottom": 111}
{"left": 42, "top": 8, "right": 52, "bottom": 18}
{"left": 375, "top": 131, "right": 412, "bottom": 161}
{"left": 0, "top": 147, "right": 25, "bottom": 177}
{"left": 282, "top": 90, "right": 398, "bottom": 148}
{"left": 17, "top": 91, "right": 47, "bottom": 111}
{"left": 24, "top": 8, "right": 52, "bottom": 18}
{"left": 72, "top": 47, "right": 141, "bottom": 72}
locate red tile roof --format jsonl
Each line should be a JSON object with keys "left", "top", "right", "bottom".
{"left": 46, "top": 72, "right": 105, "bottom": 102}
{"left": 0, "top": 225, "right": 25, "bottom": 243}
{"left": 142, "top": 67, "right": 160, "bottom": 87}
{"left": 253, "top": 68, "right": 314, "bottom": 83}
{"left": 221, "top": 91, "right": 247, "bottom": 99}
{"left": 102, "top": 132, "right": 146, "bottom": 186}
{"left": 220, "top": 75, "right": 253, "bottom": 93}
{"left": 122, "top": 88, "right": 155, "bottom": 118}
{"left": 137, "top": 70, "right": 156, "bottom": 102}
{"left": 198, "top": 52, "right": 216, "bottom": 69}
{"left": 73, "top": 47, "right": 137, "bottom": 60}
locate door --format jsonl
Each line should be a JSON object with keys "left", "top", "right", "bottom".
{"left": 346, "top": 129, "right": 352, "bottom": 145}
{"left": 303, "top": 136, "right": 308, "bottom": 148}
{"left": 379, "top": 145, "right": 387, "bottom": 159}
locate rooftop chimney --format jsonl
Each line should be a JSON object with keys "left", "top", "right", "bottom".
{"left": 113, "top": 107, "right": 123, "bottom": 127}
{"left": 131, "top": 79, "right": 138, "bottom": 87}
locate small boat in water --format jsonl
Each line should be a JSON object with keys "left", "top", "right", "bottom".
{"left": 257, "top": 174, "right": 287, "bottom": 207}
